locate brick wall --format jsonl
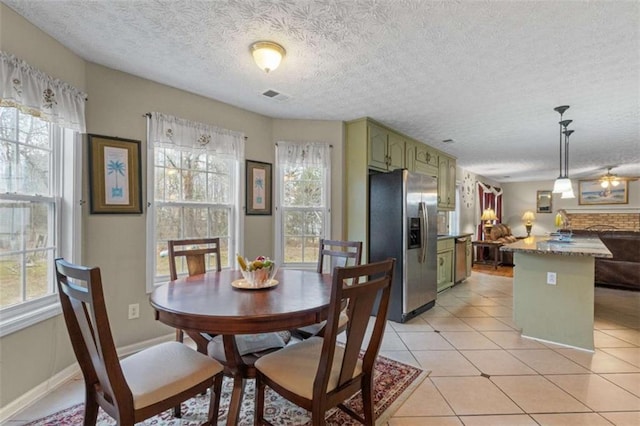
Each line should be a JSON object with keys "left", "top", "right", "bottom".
{"left": 566, "top": 212, "right": 640, "bottom": 231}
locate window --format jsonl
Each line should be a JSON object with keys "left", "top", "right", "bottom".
{"left": 0, "top": 107, "right": 81, "bottom": 336}
{"left": 275, "top": 142, "right": 331, "bottom": 267}
{"left": 146, "top": 113, "right": 244, "bottom": 289}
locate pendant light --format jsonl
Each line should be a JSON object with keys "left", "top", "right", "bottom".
{"left": 552, "top": 105, "right": 575, "bottom": 197}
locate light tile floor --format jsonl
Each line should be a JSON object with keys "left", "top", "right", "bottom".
{"left": 6, "top": 271, "right": 640, "bottom": 425}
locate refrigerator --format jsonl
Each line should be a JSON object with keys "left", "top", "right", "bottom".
{"left": 369, "top": 169, "right": 438, "bottom": 323}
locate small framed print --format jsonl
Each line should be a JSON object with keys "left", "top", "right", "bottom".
{"left": 88, "top": 134, "right": 143, "bottom": 214}
{"left": 246, "top": 160, "right": 272, "bottom": 215}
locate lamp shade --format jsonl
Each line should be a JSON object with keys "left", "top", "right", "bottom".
{"left": 552, "top": 177, "right": 573, "bottom": 193}
{"left": 522, "top": 211, "right": 535, "bottom": 224}
{"left": 481, "top": 208, "right": 497, "bottom": 221}
{"left": 561, "top": 187, "right": 576, "bottom": 199}
{"left": 250, "top": 41, "right": 286, "bottom": 73}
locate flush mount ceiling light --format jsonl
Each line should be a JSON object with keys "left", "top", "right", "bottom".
{"left": 250, "top": 41, "right": 286, "bottom": 73}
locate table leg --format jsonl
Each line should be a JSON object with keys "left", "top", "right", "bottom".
{"left": 222, "top": 334, "right": 247, "bottom": 426}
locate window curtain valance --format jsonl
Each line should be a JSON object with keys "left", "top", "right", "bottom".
{"left": 148, "top": 112, "right": 244, "bottom": 159}
{"left": 276, "top": 141, "right": 331, "bottom": 167}
{"left": 0, "top": 51, "right": 87, "bottom": 132}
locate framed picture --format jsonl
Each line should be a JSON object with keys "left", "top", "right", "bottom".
{"left": 579, "top": 179, "right": 628, "bottom": 205}
{"left": 536, "top": 190, "right": 553, "bottom": 213}
{"left": 246, "top": 160, "right": 272, "bottom": 215}
{"left": 88, "top": 134, "right": 143, "bottom": 214}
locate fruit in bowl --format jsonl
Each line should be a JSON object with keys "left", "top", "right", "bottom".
{"left": 237, "top": 254, "right": 278, "bottom": 286}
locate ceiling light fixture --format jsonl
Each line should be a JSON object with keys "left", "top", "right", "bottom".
{"left": 552, "top": 105, "right": 575, "bottom": 198}
{"left": 250, "top": 41, "right": 286, "bottom": 73}
{"left": 600, "top": 167, "right": 621, "bottom": 188}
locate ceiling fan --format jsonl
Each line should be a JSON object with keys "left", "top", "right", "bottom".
{"left": 598, "top": 166, "right": 639, "bottom": 189}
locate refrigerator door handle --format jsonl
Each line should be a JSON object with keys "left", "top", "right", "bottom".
{"left": 419, "top": 201, "right": 428, "bottom": 263}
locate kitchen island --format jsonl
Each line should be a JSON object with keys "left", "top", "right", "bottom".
{"left": 501, "top": 236, "right": 612, "bottom": 351}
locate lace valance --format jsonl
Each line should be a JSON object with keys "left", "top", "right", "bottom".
{"left": 276, "top": 141, "right": 331, "bottom": 167}
{"left": 148, "top": 112, "right": 244, "bottom": 159}
{"left": 0, "top": 51, "right": 87, "bottom": 132}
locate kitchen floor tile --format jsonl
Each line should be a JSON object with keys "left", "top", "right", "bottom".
{"left": 458, "top": 414, "right": 538, "bottom": 425}
{"left": 460, "top": 317, "right": 514, "bottom": 331}
{"left": 431, "top": 376, "right": 522, "bottom": 415}
{"left": 379, "top": 350, "right": 420, "bottom": 368}
{"left": 388, "top": 317, "right": 434, "bottom": 332}
{"left": 546, "top": 374, "right": 640, "bottom": 411}
{"left": 491, "top": 375, "right": 589, "bottom": 413}
{"left": 600, "top": 347, "right": 640, "bottom": 367}
{"left": 508, "top": 349, "right": 590, "bottom": 374}
{"left": 555, "top": 348, "right": 640, "bottom": 373}
{"left": 443, "top": 306, "right": 491, "bottom": 318}
{"left": 440, "top": 331, "right": 501, "bottom": 350}
{"left": 412, "top": 350, "right": 481, "bottom": 377}
{"left": 476, "top": 306, "right": 514, "bottom": 317}
{"left": 419, "top": 306, "right": 455, "bottom": 318}
{"left": 461, "top": 350, "right": 538, "bottom": 376}
{"left": 397, "top": 331, "right": 455, "bottom": 350}
{"left": 594, "top": 330, "right": 638, "bottom": 348}
{"left": 599, "top": 411, "right": 640, "bottom": 426}
{"left": 598, "top": 329, "right": 640, "bottom": 346}
{"left": 393, "top": 378, "right": 455, "bottom": 417}
{"left": 600, "top": 373, "right": 640, "bottom": 397}
{"left": 425, "top": 317, "right": 475, "bottom": 332}
{"left": 481, "top": 331, "right": 546, "bottom": 349}
{"left": 388, "top": 417, "right": 463, "bottom": 426}
{"left": 531, "top": 413, "right": 614, "bottom": 425}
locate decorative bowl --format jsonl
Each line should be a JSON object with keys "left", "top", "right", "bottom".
{"left": 240, "top": 264, "right": 278, "bottom": 286}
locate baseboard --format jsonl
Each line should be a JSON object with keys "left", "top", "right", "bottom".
{"left": 0, "top": 333, "right": 173, "bottom": 423}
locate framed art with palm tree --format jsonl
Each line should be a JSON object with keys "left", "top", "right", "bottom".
{"left": 88, "top": 134, "right": 142, "bottom": 214}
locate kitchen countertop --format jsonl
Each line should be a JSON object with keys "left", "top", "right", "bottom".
{"left": 500, "top": 235, "right": 612, "bottom": 258}
{"left": 437, "top": 233, "right": 473, "bottom": 240}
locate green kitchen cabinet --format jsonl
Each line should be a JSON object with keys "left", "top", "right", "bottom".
{"left": 437, "top": 238, "right": 455, "bottom": 292}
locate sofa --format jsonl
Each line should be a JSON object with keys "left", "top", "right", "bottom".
{"left": 486, "top": 223, "right": 518, "bottom": 265}
{"left": 570, "top": 229, "right": 640, "bottom": 291}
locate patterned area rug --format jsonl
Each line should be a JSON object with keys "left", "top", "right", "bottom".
{"left": 26, "top": 355, "right": 428, "bottom": 425}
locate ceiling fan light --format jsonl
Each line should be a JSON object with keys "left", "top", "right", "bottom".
{"left": 553, "top": 178, "right": 572, "bottom": 193}
{"left": 611, "top": 180, "right": 620, "bottom": 187}
{"left": 600, "top": 180, "right": 609, "bottom": 188}
{"left": 250, "top": 41, "right": 286, "bottom": 73}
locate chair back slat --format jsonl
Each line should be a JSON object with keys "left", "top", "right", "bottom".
{"left": 168, "top": 238, "right": 221, "bottom": 280}
{"left": 55, "top": 259, "right": 132, "bottom": 415}
{"left": 314, "top": 258, "right": 395, "bottom": 396}
{"left": 316, "top": 239, "right": 362, "bottom": 274}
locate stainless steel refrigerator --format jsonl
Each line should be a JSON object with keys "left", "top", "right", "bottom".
{"left": 369, "top": 169, "right": 438, "bottom": 322}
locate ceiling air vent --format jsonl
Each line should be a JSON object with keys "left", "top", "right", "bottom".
{"left": 262, "top": 89, "right": 290, "bottom": 101}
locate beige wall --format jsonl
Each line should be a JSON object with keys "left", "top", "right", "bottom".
{"left": 502, "top": 180, "right": 640, "bottom": 236}
{"left": 0, "top": 5, "right": 344, "bottom": 407}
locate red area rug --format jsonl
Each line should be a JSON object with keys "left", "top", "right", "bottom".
{"left": 25, "top": 355, "right": 428, "bottom": 425}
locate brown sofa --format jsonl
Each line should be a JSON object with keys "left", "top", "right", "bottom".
{"left": 487, "top": 223, "right": 518, "bottom": 265}
{"left": 570, "top": 230, "right": 640, "bottom": 291}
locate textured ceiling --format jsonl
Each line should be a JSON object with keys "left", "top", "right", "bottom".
{"left": 3, "top": 0, "right": 639, "bottom": 182}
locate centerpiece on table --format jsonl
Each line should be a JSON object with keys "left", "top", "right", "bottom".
{"left": 235, "top": 254, "right": 278, "bottom": 288}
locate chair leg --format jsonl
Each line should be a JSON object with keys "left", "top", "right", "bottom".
{"left": 173, "top": 402, "right": 182, "bottom": 418}
{"left": 176, "top": 328, "right": 184, "bottom": 343}
{"left": 82, "top": 389, "right": 99, "bottom": 426}
{"left": 207, "top": 373, "right": 223, "bottom": 425}
{"left": 361, "top": 375, "right": 375, "bottom": 425}
{"left": 254, "top": 374, "right": 265, "bottom": 426}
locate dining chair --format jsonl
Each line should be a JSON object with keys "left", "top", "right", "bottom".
{"left": 168, "top": 237, "right": 222, "bottom": 343}
{"left": 54, "top": 258, "right": 224, "bottom": 425}
{"left": 294, "top": 239, "right": 363, "bottom": 339}
{"left": 254, "top": 257, "right": 395, "bottom": 426}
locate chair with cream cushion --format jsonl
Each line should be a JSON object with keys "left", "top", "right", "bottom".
{"left": 294, "top": 239, "right": 363, "bottom": 339}
{"left": 255, "top": 258, "right": 395, "bottom": 425}
{"left": 55, "top": 258, "right": 224, "bottom": 425}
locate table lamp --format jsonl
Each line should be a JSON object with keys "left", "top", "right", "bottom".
{"left": 522, "top": 211, "right": 535, "bottom": 237}
{"left": 481, "top": 208, "right": 497, "bottom": 238}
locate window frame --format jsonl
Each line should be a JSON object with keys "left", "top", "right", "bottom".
{"left": 0, "top": 110, "right": 81, "bottom": 337}
{"left": 274, "top": 144, "right": 331, "bottom": 268}
{"left": 145, "top": 142, "right": 243, "bottom": 292}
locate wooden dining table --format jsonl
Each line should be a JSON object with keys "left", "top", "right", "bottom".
{"left": 149, "top": 268, "right": 333, "bottom": 425}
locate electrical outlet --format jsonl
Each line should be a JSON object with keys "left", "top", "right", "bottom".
{"left": 546, "top": 272, "right": 557, "bottom": 285}
{"left": 128, "top": 303, "right": 140, "bottom": 319}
